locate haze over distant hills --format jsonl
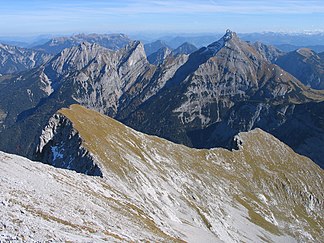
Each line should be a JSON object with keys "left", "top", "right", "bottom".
{"left": 2, "top": 31, "right": 324, "bottom": 51}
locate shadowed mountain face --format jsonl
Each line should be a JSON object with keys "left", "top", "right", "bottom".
{"left": 172, "top": 42, "right": 198, "bottom": 55}
{"left": 0, "top": 30, "right": 323, "bottom": 168}
{"left": 275, "top": 48, "right": 324, "bottom": 90}
{"left": 0, "top": 43, "right": 52, "bottom": 75}
{"left": 144, "top": 40, "right": 171, "bottom": 56}
{"left": 2, "top": 104, "right": 319, "bottom": 242}
{"left": 252, "top": 41, "right": 284, "bottom": 63}
{"left": 147, "top": 46, "right": 172, "bottom": 65}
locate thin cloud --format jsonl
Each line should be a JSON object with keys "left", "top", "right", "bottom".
{"left": 0, "top": 0, "right": 323, "bottom": 35}
{"left": 2, "top": 0, "right": 324, "bottom": 16}
{"left": 79, "top": 0, "right": 324, "bottom": 14}
{"left": 80, "top": 0, "right": 323, "bottom": 14}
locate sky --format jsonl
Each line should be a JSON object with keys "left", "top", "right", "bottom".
{"left": 0, "top": 0, "right": 323, "bottom": 37}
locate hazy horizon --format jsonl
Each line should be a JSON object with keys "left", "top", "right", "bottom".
{"left": 1, "top": 0, "right": 323, "bottom": 37}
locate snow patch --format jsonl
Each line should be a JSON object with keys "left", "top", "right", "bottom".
{"left": 51, "top": 145, "right": 64, "bottom": 161}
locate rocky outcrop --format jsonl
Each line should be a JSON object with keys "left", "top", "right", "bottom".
{"left": 34, "top": 113, "right": 102, "bottom": 176}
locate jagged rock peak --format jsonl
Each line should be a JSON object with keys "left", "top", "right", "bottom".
{"left": 47, "top": 41, "right": 111, "bottom": 75}
{"left": 124, "top": 40, "right": 143, "bottom": 50}
{"left": 208, "top": 29, "right": 236, "bottom": 47}
{"left": 78, "top": 41, "right": 102, "bottom": 50}
{"left": 120, "top": 40, "right": 147, "bottom": 61}
{"left": 223, "top": 29, "right": 234, "bottom": 41}
{"left": 204, "top": 29, "right": 238, "bottom": 56}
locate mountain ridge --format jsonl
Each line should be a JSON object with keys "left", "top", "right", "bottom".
{"left": 0, "top": 30, "right": 323, "bottom": 168}
{"left": 9, "top": 103, "right": 322, "bottom": 242}
{"left": 0, "top": 43, "right": 52, "bottom": 75}
{"left": 275, "top": 48, "right": 324, "bottom": 89}
{"left": 34, "top": 33, "right": 131, "bottom": 55}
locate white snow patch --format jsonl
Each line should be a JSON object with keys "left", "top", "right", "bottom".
{"left": 51, "top": 145, "right": 64, "bottom": 160}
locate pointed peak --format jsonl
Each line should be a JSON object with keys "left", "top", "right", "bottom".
{"left": 122, "top": 40, "right": 145, "bottom": 55}
{"left": 204, "top": 30, "right": 238, "bottom": 56}
{"left": 222, "top": 29, "right": 239, "bottom": 42}
{"left": 207, "top": 29, "right": 238, "bottom": 48}
{"left": 76, "top": 41, "right": 103, "bottom": 51}
{"left": 224, "top": 29, "right": 234, "bottom": 41}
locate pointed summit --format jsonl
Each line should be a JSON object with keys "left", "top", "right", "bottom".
{"left": 202, "top": 29, "right": 242, "bottom": 57}
{"left": 207, "top": 29, "right": 237, "bottom": 50}
{"left": 223, "top": 29, "right": 234, "bottom": 41}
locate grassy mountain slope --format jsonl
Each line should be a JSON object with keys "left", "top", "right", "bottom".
{"left": 30, "top": 104, "right": 324, "bottom": 242}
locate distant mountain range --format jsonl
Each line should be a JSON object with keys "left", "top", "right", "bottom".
{"left": 0, "top": 30, "right": 323, "bottom": 169}
{"left": 33, "top": 33, "right": 132, "bottom": 54}
{"left": 0, "top": 29, "right": 323, "bottom": 242}
{"left": 153, "top": 32, "right": 324, "bottom": 49}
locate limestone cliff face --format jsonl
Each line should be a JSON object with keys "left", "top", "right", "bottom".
{"left": 0, "top": 40, "right": 155, "bottom": 157}
{"left": 34, "top": 113, "right": 102, "bottom": 176}
{"left": 6, "top": 104, "right": 322, "bottom": 242}
{"left": 63, "top": 41, "right": 153, "bottom": 116}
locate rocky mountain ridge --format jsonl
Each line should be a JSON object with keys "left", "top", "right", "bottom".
{"left": 34, "top": 33, "right": 131, "bottom": 54}
{"left": 3, "top": 104, "right": 322, "bottom": 242}
{"left": 147, "top": 46, "right": 172, "bottom": 65}
{"left": 121, "top": 30, "right": 324, "bottom": 167}
{"left": 0, "top": 30, "right": 323, "bottom": 168}
{"left": 275, "top": 48, "right": 324, "bottom": 89}
{"left": 172, "top": 42, "right": 198, "bottom": 55}
{"left": 0, "top": 43, "right": 52, "bottom": 75}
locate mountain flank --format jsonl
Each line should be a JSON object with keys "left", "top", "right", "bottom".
{"left": 2, "top": 104, "right": 322, "bottom": 242}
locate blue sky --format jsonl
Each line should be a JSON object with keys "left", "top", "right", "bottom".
{"left": 0, "top": 0, "right": 323, "bottom": 36}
